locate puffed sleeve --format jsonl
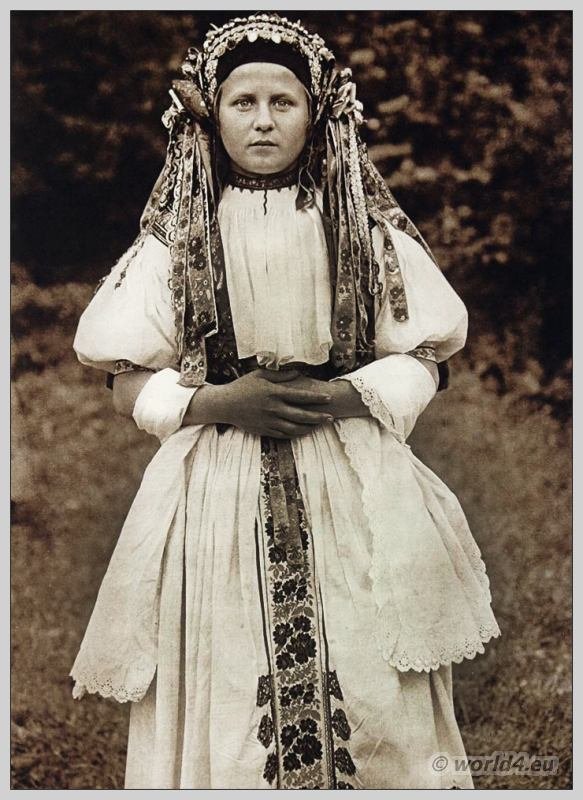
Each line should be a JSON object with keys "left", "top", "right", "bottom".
{"left": 73, "top": 234, "right": 179, "bottom": 374}
{"left": 334, "top": 224, "right": 468, "bottom": 442}
{"left": 372, "top": 225, "right": 468, "bottom": 361}
{"left": 74, "top": 235, "right": 200, "bottom": 443}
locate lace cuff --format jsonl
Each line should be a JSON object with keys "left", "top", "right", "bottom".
{"left": 132, "top": 368, "right": 198, "bottom": 443}
{"left": 335, "top": 353, "right": 437, "bottom": 442}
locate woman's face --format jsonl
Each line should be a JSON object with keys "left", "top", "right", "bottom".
{"left": 217, "top": 62, "right": 310, "bottom": 176}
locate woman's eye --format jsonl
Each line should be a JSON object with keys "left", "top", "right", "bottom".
{"left": 274, "top": 99, "right": 292, "bottom": 110}
{"left": 234, "top": 98, "right": 252, "bottom": 110}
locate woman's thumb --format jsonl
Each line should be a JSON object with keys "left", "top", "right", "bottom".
{"left": 261, "top": 368, "right": 299, "bottom": 382}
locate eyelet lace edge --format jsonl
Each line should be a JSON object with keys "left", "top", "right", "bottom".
{"left": 334, "top": 374, "right": 501, "bottom": 672}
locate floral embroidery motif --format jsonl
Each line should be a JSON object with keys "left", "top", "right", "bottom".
{"left": 331, "top": 708, "right": 351, "bottom": 741}
{"left": 327, "top": 670, "right": 343, "bottom": 701}
{"left": 263, "top": 753, "right": 278, "bottom": 785}
{"left": 255, "top": 439, "right": 360, "bottom": 788}
{"left": 257, "top": 674, "right": 272, "bottom": 707}
{"left": 257, "top": 437, "right": 327, "bottom": 789}
{"left": 335, "top": 747, "right": 357, "bottom": 776}
{"left": 258, "top": 714, "right": 274, "bottom": 748}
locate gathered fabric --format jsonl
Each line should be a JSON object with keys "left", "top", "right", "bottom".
{"left": 71, "top": 186, "right": 499, "bottom": 789}
{"left": 217, "top": 185, "right": 333, "bottom": 368}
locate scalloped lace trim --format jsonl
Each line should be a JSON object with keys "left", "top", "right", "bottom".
{"left": 375, "top": 623, "right": 501, "bottom": 673}
{"left": 334, "top": 379, "right": 501, "bottom": 672}
{"left": 70, "top": 665, "right": 153, "bottom": 704}
{"left": 343, "top": 374, "right": 401, "bottom": 439}
{"left": 71, "top": 676, "right": 150, "bottom": 704}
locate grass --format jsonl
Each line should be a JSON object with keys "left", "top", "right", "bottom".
{"left": 11, "top": 279, "right": 572, "bottom": 789}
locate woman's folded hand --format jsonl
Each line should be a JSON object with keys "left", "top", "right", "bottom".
{"left": 217, "top": 368, "right": 336, "bottom": 438}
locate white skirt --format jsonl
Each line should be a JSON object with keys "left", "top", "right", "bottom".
{"left": 102, "top": 418, "right": 499, "bottom": 789}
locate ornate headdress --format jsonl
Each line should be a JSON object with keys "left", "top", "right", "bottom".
{"left": 122, "top": 13, "right": 440, "bottom": 387}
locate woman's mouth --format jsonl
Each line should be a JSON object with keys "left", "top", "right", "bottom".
{"left": 249, "top": 141, "right": 277, "bottom": 147}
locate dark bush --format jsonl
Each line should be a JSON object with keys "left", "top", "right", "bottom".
{"left": 11, "top": 10, "right": 572, "bottom": 402}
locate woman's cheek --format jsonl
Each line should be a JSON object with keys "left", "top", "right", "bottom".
{"left": 219, "top": 114, "right": 244, "bottom": 160}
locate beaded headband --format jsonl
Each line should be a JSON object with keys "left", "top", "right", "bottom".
{"left": 180, "top": 13, "right": 335, "bottom": 106}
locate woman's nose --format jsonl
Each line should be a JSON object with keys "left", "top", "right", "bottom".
{"left": 253, "top": 104, "right": 275, "bottom": 131}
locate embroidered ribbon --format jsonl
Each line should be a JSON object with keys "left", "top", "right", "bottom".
{"left": 112, "top": 52, "right": 450, "bottom": 389}
{"left": 262, "top": 439, "right": 305, "bottom": 568}
{"left": 326, "top": 118, "right": 372, "bottom": 372}
{"left": 256, "top": 436, "right": 360, "bottom": 788}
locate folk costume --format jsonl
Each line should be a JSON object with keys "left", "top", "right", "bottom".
{"left": 71, "top": 14, "right": 500, "bottom": 790}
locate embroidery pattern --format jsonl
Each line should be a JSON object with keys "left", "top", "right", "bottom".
{"left": 326, "top": 117, "right": 376, "bottom": 372}
{"left": 111, "top": 360, "right": 156, "bottom": 376}
{"left": 406, "top": 344, "right": 437, "bottom": 362}
{"left": 255, "top": 438, "right": 359, "bottom": 788}
{"left": 226, "top": 167, "right": 298, "bottom": 192}
{"left": 326, "top": 670, "right": 357, "bottom": 788}
{"left": 369, "top": 214, "right": 409, "bottom": 323}
{"left": 255, "top": 666, "right": 359, "bottom": 789}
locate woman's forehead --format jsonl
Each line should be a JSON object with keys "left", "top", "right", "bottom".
{"left": 220, "top": 62, "right": 305, "bottom": 94}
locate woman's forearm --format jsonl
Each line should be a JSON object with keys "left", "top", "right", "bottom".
{"left": 327, "top": 356, "right": 438, "bottom": 419}
{"left": 112, "top": 371, "right": 153, "bottom": 417}
{"left": 113, "top": 371, "right": 227, "bottom": 426}
{"left": 181, "top": 384, "right": 229, "bottom": 426}
{"left": 416, "top": 357, "right": 439, "bottom": 389}
{"left": 327, "top": 379, "right": 370, "bottom": 419}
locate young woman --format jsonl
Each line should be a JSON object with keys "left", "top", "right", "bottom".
{"left": 71, "top": 14, "right": 500, "bottom": 789}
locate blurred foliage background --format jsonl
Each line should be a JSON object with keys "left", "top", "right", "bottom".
{"left": 11, "top": 9, "right": 572, "bottom": 414}
{"left": 11, "top": 10, "right": 572, "bottom": 790}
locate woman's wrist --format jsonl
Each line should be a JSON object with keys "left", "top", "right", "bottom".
{"left": 327, "top": 379, "right": 370, "bottom": 419}
{"left": 183, "top": 383, "right": 231, "bottom": 427}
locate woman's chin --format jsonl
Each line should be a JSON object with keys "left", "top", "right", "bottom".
{"left": 232, "top": 156, "right": 296, "bottom": 177}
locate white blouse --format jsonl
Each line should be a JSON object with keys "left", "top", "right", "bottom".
{"left": 217, "top": 185, "right": 333, "bottom": 368}
{"left": 71, "top": 186, "right": 499, "bottom": 714}
{"left": 74, "top": 189, "right": 467, "bottom": 373}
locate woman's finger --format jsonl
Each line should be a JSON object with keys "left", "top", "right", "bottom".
{"left": 295, "top": 402, "right": 338, "bottom": 415}
{"left": 272, "top": 419, "right": 316, "bottom": 437}
{"left": 276, "top": 403, "right": 333, "bottom": 425}
{"left": 262, "top": 427, "right": 290, "bottom": 439}
{"left": 260, "top": 368, "right": 300, "bottom": 383}
{"left": 280, "top": 388, "right": 332, "bottom": 405}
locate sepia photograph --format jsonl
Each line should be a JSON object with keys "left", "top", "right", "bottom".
{"left": 11, "top": 8, "right": 572, "bottom": 790}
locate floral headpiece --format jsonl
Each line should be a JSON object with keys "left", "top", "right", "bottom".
{"left": 118, "top": 14, "right": 440, "bottom": 387}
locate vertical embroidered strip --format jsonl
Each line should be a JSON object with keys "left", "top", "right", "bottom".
{"left": 254, "top": 437, "right": 359, "bottom": 789}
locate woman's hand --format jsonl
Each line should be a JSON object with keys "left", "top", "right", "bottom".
{"left": 185, "top": 369, "right": 335, "bottom": 438}
{"left": 326, "top": 378, "right": 370, "bottom": 418}
{"left": 217, "top": 369, "right": 334, "bottom": 438}
{"left": 114, "top": 366, "right": 373, "bottom": 438}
